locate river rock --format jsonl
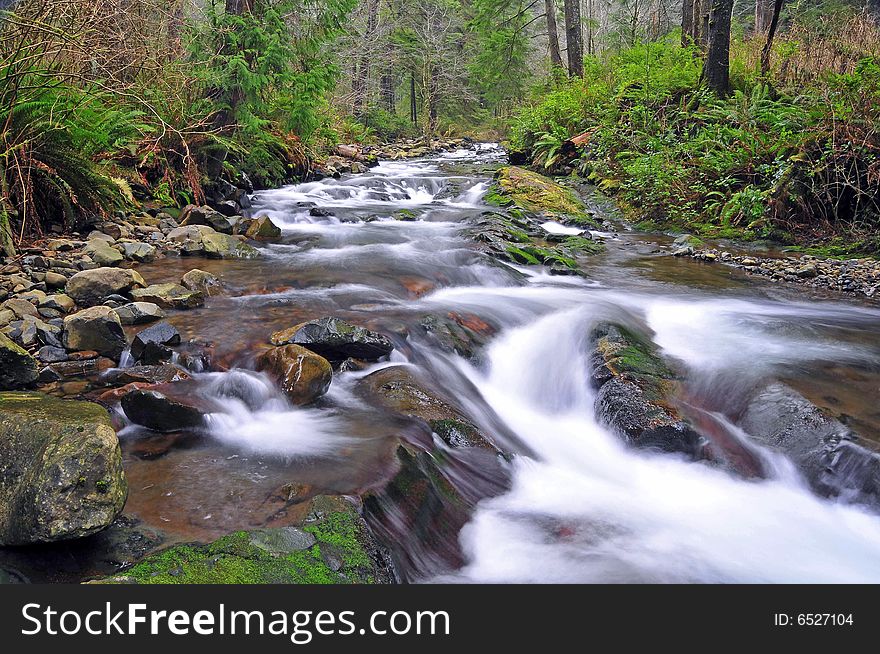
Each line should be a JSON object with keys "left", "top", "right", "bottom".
{"left": 0, "top": 392, "right": 127, "bottom": 546}
{"left": 40, "top": 293, "right": 75, "bottom": 313}
{"left": 37, "top": 345, "right": 68, "bottom": 363}
{"left": 102, "top": 365, "right": 191, "bottom": 386}
{"left": 120, "top": 242, "right": 158, "bottom": 262}
{"left": 130, "top": 283, "right": 204, "bottom": 310}
{"left": 181, "top": 206, "right": 236, "bottom": 234}
{"left": 270, "top": 317, "right": 394, "bottom": 362}
{"left": 0, "top": 333, "right": 39, "bottom": 390}
{"left": 130, "top": 321, "right": 181, "bottom": 364}
{"left": 590, "top": 323, "right": 703, "bottom": 456}
{"left": 95, "top": 495, "right": 393, "bottom": 584}
{"left": 45, "top": 357, "right": 115, "bottom": 379}
{"left": 256, "top": 345, "right": 332, "bottom": 405}
{"left": 66, "top": 268, "right": 146, "bottom": 307}
{"left": 84, "top": 241, "right": 124, "bottom": 266}
{"left": 113, "top": 302, "right": 165, "bottom": 325}
{"left": 180, "top": 269, "right": 222, "bottom": 297}
{"left": 121, "top": 387, "right": 207, "bottom": 432}
{"left": 202, "top": 231, "right": 259, "bottom": 259}
{"left": 244, "top": 215, "right": 282, "bottom": 240}
{"left": 62, "top": 306, "right": 126, "bottom": 359}
{"left": 738, "top": 383, "right": 880, "bottom": 508}
{"left": 3, "top": 297, "right": 39, "bottom": 319}
{"left": 357, "top": 365, "right": 495, "bottom": 450}
{"left": 44, "top": 271, "right": 68, "bottom": 288}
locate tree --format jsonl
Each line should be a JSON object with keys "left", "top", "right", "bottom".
{"left": 352, "top": 0, "right": 380, "bottom": 118}
{"left": 545, "top": 0, "right": 565, "bottom": 69}
{"left": 755, "top": 0, "right": 774, "bottom": 34}
{"left": 564, "top": 0, "right": 583, "bottom": 76}
{"left": 682, "top": 0, "right": 695, "bottom": 46}
{"left": 760, "top": 0, "right": 784, "bottom": 75}
{"left": 704, "top": 0, "right": 734, "bottom": 95}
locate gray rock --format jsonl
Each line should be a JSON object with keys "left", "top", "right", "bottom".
{"left": 113, "top": 302, "right": 165, "bottom": 325}
{"left": 130, "top": 321, "right": 181, "bottom": 364}
{"left": 130, "top": 283, "right": 204, "bottom": 310}
{"left": 84, "top": 241, "right": 124, "bottom": 266}
{"left": 66, "top": 268, "right": 146, "bottom": 307}
{"left": 248, "top": 527, "right": 317, "bottom": 554}
{"left": 270, "top": 317, "right": 394, "bottom": 362}
{"left": 121, "top": 388, "right": 206, "bottom": 432}
{"left": 120, "top": 242, "right": 158, "bottom": 262}
{"left": 37, "top": 345, "right": 68, "bottom": 363}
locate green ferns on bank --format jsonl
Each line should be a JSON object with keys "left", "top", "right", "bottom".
{"left": 510, "top": 36, "right": 880, "bottom": 254}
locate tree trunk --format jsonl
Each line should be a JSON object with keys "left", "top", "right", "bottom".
{"left": 755, "top": 0, "right": 775, "bottom": 34}
{"left": 682, "top": 0, "right": 695, "bottom": 46}
{"left": 409, "top": 73, "right": 417, "bottom": 125}
{"left": 381, "top": 71, "right": 396, "bottom": 113}
{"left": 587, "top": 0, "right": 594, "bottom": 55}
{"left": 225, "top": 0, "right": 253, "bottom": 14}
{"left": 760, "top": 0, "right": 784, "bottom": 75}
{"left": 545, "top": 0, "right": 564, "bottom": 69}
{"left": 564, "top": 0, "right": 583, "bottom": 77}
{"left": 698, "top": 0, "right": 711, "bottom": 52}
{"left": 705, "top": 0, "right": 734, "bottom": 96}
{"left": 352, "top": 0, "right": 379, "bottom": 120}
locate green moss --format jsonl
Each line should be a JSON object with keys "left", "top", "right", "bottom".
{"left": 492, "top": 167, "right": 595, "bottom": 224}
{"left": 304, "top": 511, "right": 372, "bottom": 570}
{"left": 392, "top": 209, "right": 418, "bottom": 221}
{"left": 563, "top": 236, "right": 605, "bottom": 255}
{"left": 110, "top": 503, "right": 382, "bottom": 584}
{"left": 506, "top": 245, "right": 541, "bottom": 265}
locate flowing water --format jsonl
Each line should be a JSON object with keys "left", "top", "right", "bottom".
{"left": 19, "top": 145, "right": 880, "bottom": 583}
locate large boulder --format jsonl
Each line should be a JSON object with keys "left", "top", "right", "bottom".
{"left": 130, "top": 321, "right": 181, "bottom": 364}
{"left": 121, "top": 387, "right": 207, "bottom": 432}
{"left": 270, "top": 317, "right": 393, "bottom": 362}
{"left": 0, "top": 333, "right": 39, "bottom": 390}
{"left": 65, "top": 268, "right": 146, "bottom": 307}
{"left": 130, "top": 283, "right": 204, "bottom": 310}
{"left": 63, "top": 306, "right": 127, "bottom": 359}
{"left": 357, "top": 365, "right": 495, "bottom": 450}
{"left": 589, "top": 323, "right": 703, "bottom": 457}
{"left": 113, "top": 302, "right": 165, "bottom": 325}
{"left": 180, "top": 269, "right": 223, "bottom": 297}
{"left": 739, "top": 383, "right": 880, "bottom": 508}
{"left": 0, "top": 392, "right": 127, "bottom": 546}
{"left": 257, "top": 345, "right": 332, "bottom": 405}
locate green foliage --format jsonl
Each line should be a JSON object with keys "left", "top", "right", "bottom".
{"left": 510, "top": 35, "right": 880, "bottom": 252}
{"left": 0, "top": 75, "right": 140, "bottom": 236}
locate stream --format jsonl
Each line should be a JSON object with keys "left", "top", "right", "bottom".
{"left": 12, "top": 144, "right": 880, "bottom": 583}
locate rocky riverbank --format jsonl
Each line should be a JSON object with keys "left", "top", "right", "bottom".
{"left": 669, "top": 236, "right": 880, "bottom": 299}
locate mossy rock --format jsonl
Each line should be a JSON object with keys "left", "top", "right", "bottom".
{"left": 97, "top": 496, "right": 394, "bottom": 584}
{"left": 0, "top": 392, "right": 127, "bottom": 545}
{"left": 0, "top": 332, "right": 38, "bottom": 390}
{"left": 589, "top": 324, "right": 701, "bottom": 457}
{"left": 492, "top": 167, "right": 597, "bottom": 226}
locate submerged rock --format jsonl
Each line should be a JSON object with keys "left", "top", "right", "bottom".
{"left": 739, "top": 383, "right": 880, "bottom": 508}
{"left": 94, "top": 495, "right": 394, "bottom": 584}
{"left": 589, "top": 323, "right": 703, "bottom": 456}
{"left": 256, "top": 344, "right": 332, "bottom": 405}
{"left": 63, "top": 306, "right": 127, "bottom": 359}
{"left": 270, "top": 316, "right": 393, "bottom": 362}
{"left": 0, "top": 332, "right": 39, "bottom": 390}
{"left": 0, "top": 392, "right": 127, "bottom": 546}
{"left": 357, "top": 365, "right": 495, "bottom": 450}
{"left": 65, "top": 267, "right": 146, "bottom": 307}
